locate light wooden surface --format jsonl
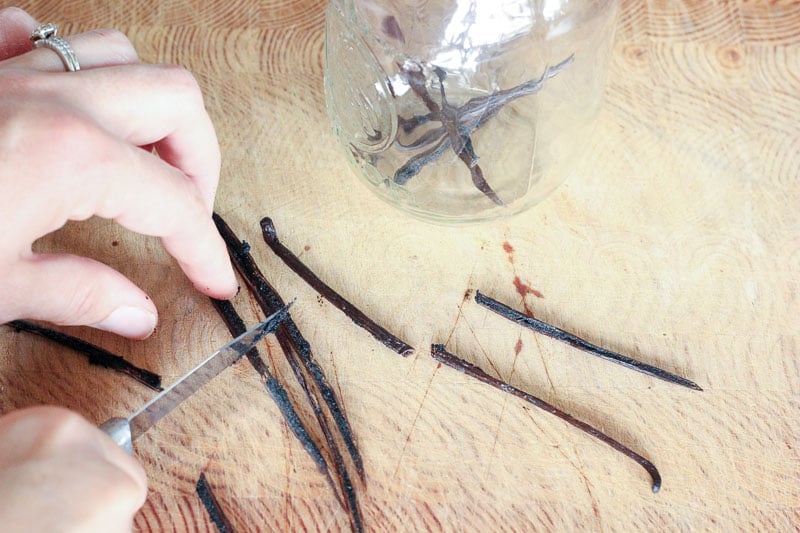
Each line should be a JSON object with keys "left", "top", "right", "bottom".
{"left": 2, "top": 0, "right": 798, "bottom": 530}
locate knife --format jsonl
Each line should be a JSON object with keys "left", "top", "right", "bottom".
{"left": 99, "top": 304, "right": 291, "bottom": 453}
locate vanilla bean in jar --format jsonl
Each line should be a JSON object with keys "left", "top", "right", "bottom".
{"left": 325, "top": 0, "right": 619, "bottom": 223}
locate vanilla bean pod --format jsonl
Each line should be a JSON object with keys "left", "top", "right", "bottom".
{"left": 401, "top": 63, "right": 503, "bottom": 205}
{"left": 474, "top": 291, "right": 702, "bottom": 391}
{"left": 209, "top": 298, "right": 330, "bottom": 474}
{"left": 8, "top": 320, "right": 162, "bottom": 391}
{"left": 196, "top": 472, "right": 236, "bottom": 533}
{"left": 394, "top": 135, "right": 450, "bottom": 185}
{"left": 431, "top": 344, "right": 661, "bottom": 493}
{"left": 213, "top": 213, "right": 363, "bottom": 532}
{"left": 394, "top": 56, "right": 574, "bottom": 187}
{"left": 213, "top": 213, "right": 363, "bottom": 475}
{"left": 260, "top": 217, "right": 414, "bottom": 357}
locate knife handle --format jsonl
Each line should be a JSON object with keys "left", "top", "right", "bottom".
{"left": 99, "top": 417, "right": 133, "bottom": 454}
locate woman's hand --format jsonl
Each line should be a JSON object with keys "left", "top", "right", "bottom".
{"left": 0, "top": 406, "right": 148, "bottom": 532}
{"left": 0, "top": 8, "right": 238, "bottom": 339}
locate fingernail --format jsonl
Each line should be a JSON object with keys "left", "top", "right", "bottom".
{"left": 91, "top": 307, "right": 157, "bottom": 339}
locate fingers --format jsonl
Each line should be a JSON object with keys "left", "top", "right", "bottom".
{"left": 0, "top": 406, "right": 148, "bottom": 497}
{"left": 0, "top": 100, "right": 237, "bottom": 310}
{"left": 0, "top": 27, "right": 139, "bottom": 71}
{"left": 0, "top": 20, "right": 235, "bottom": 333}
{"left": 0, "top": 7, "right": 37, "bottom": 61}
{"left": 3, "top": 253, "right": 158, "bottom": 339}
{"left": 48, "top": 65, "right": 221, "bottom": 211}
{"left": 1, "top": 64, "right": 221, "bottom": 213}
{"left": 0, "top": 407, "right": 147, "bottom": 531}
{"left": 1, "top": 28, "right": 218, "bottom": 212}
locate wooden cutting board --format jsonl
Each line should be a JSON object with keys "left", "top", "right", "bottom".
{"left": 2, "top": 0, "right": 798, "bottom": 530}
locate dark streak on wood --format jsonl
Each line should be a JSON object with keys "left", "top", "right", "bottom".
{"left": 7, "top": 320, "right": 162, "bottom": 391}
{"left": 474, "top": 291, "right": 703, "bottom": 391}
{"left": 430, "top": 343, "right": 662, "bottom": 493}
{"left": 260, "top": 217, "right": 414, "bottom": 357}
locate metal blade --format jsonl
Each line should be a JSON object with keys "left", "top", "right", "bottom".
{"left": 127, "top": 304, "right": 290, "bottom": 441}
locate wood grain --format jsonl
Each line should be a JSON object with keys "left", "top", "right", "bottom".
{"left": 2, "top": 0, "right": 799, "bottom": 530}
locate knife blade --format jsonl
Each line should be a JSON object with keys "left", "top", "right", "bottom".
{"left": 99, "top": 303, "right": 291, "bottom": 453}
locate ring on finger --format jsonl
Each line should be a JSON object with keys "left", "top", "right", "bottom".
{"left": 30, "top": 23, "right": 80, "bottom": 72}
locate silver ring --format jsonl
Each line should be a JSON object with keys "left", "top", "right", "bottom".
{"left": 30, "top": 23, "right": 80, "bottom": 72}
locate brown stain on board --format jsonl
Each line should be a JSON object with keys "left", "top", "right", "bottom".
{"left": 502, "top": 241, "right": 544, "bottom": 317}
{"left": 513, "top": 276, "right": 544, "bottom": 300}
{"left": 514, "top": 337, "right": 523, "bottom": 356}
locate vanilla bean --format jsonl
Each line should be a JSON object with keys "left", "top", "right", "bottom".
{"left": 401, "top": 63, "right": 503, "bottom": 205}
{"left": 196, "top": 472, "right": 236, "bottom": 533}
{"left": 213, "top": 213, "right": 363, "bottom": 475}
{"left": 8, "top": 320, "right": 162, "bottom": 391}
{"left": 394, "top": 56, "right": 573, "bottom": 187}
{"left": 394, "top": 135, "right": 450, "bottom": 185}
{"left": 209, "top": 298, "right": 329, "bottom": 473}
{"left": 277, "top": 324, "right": 364, "bottom": 532}
{"left": 260, "top": 217, "right": 413, "bottom": 357}
{"left": 474, "top": 291, "right": 702, "bottom": 391}
{"left": 213, "top": 213, "right": 364, "bottom": 531}
{"left": 431, "top": 344, "right": 661, "bottom": 493}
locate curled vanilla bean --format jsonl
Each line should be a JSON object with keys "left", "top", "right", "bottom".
{"left": 431, "top": 344, "right": 662, "bottom": 493}
{"left": 474, "top": 291, "right": 702, "bottom": 391}
{"left": 260, "top": 217, "right": 414, "bottom": 357}
{"left": 8, "top": 320, "right": 162, "bottom": 391}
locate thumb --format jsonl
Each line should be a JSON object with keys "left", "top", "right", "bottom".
{"left": 4, "top": 253, "right": 158, "bottom": 339}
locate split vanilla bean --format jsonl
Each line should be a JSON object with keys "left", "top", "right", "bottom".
{"left": 431, "top": 344, "right": 662, "bottom": 493}
{"left": 260, "top": 217, "right": 414, "bottom": 357}
{"left": 474, "top": 291, "right": 702, "bottom": 391}
{"left": 400, "top": 63, "right": 502, "bottom": 205}
{"left": 213, "top": 214, "right": 363, "bottom": 476}
{"left": 213, "top": 213, "right": 364, "bottom": 532}
{"left": 196, "top": 472, "right": 236, "bottom": 533}
{"left": 8, "top": 320, "right": 162, "bottom": 391}
{"left": 394, "top": 55, "right": 574, "bottom": 197}
{"left": 209, "top": 298, "right": 329, "bottom": 474}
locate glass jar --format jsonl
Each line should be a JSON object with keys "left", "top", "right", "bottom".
{"left": 325, "top": 0, "right": 618, "bottom": 224}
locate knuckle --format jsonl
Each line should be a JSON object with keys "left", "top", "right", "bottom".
{"left": 29, "top": 407, "right": 93, "bottom": 449}
{"left": 159, "top": 64, "right": 204, "bottom": 101}
{"left": 88, "top": 28, "right": 139, "bottom": 63}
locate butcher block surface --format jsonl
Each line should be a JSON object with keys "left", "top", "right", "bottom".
{"left": 1, "top": 0, "right": 798, "bottom": 530}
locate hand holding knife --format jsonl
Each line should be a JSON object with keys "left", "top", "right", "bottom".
{"left": 99, "top": 304, "right": 292, "bottom": 452}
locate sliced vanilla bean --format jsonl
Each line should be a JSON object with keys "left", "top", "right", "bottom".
{"left": 260, "top": 217, "right": 413, "bottom": 357}
{"left": 431, "top": 344, "right": 662, "bottom": 493}
{"left": 196, "top": 472, "right": 236, "bottom": 533}
{"left": 400, "top": 63, "right": 503, "bottom": 205}
{"left": 394, "top": 56, "right": 574, "bottom": 190}
{"left": 8, "top": 320, "right": 162, "bottom": 391}
{"left": 213, "top": 213, "right": 363, "bottom": 532}
{"left": 209, "top": 298, "right": 329, "bottom": 474}
{"left": 474, "top": 291, "right": 702, "bottom": 391}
